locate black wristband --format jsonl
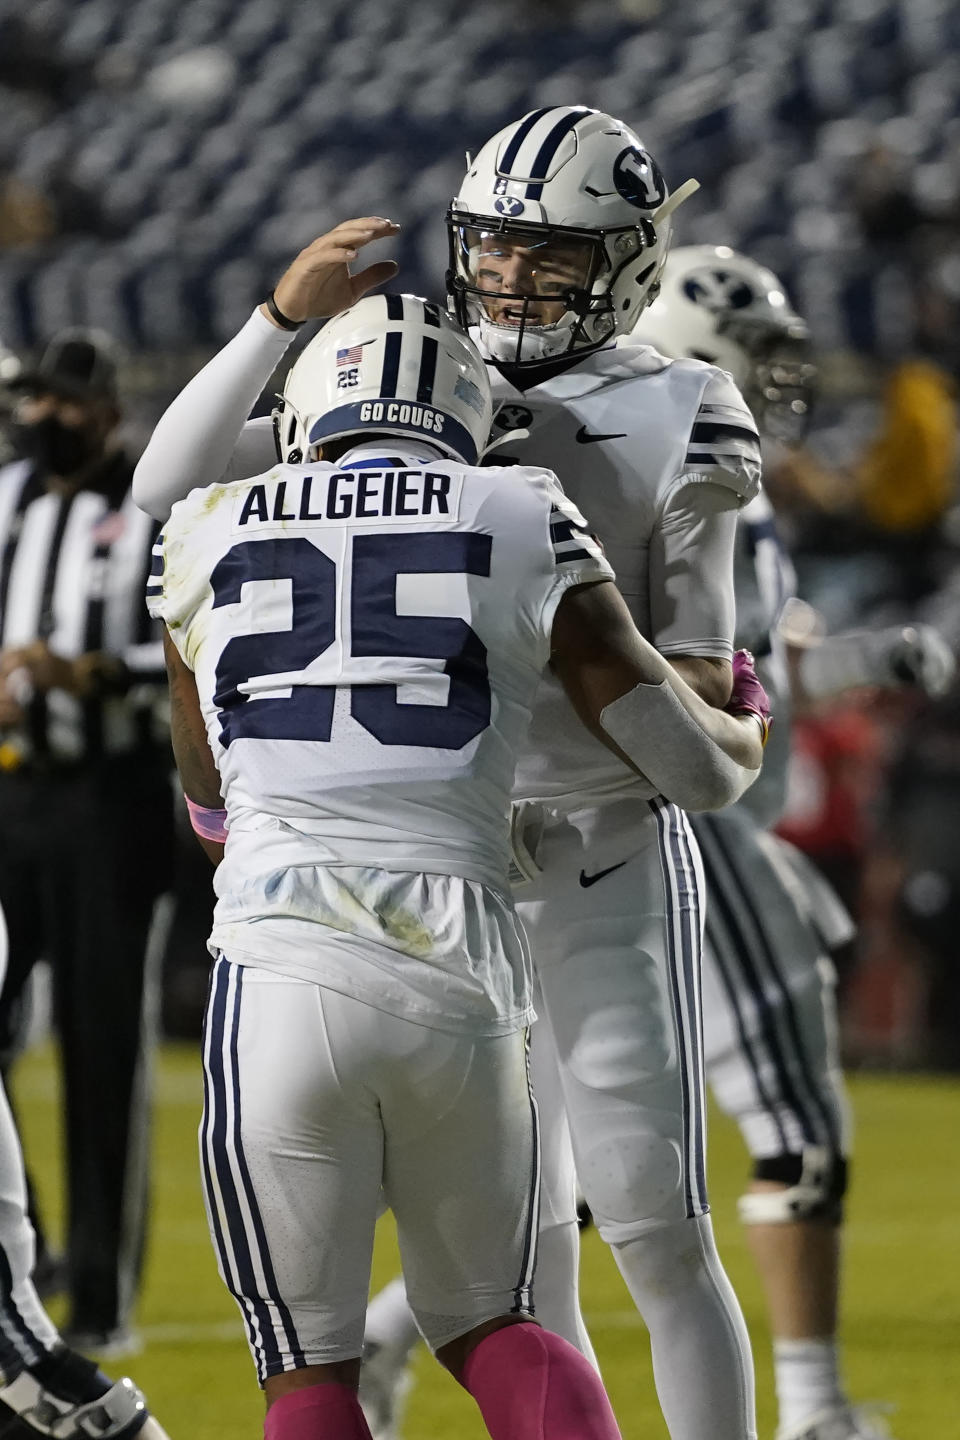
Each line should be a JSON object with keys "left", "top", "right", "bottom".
{"left": 265, "top": 290, "right": 305, "bottom": 331}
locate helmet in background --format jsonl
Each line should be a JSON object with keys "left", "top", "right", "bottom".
{"left": 629, "top": 244, "right": 815, "bottom": 441}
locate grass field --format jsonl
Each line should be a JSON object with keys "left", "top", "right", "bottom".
{"left": 12, "top": 1046, "right": 960, "bottom": 1440}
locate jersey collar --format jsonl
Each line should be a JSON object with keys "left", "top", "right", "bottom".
{"left": 337, "top": 441, "right": 447, "bottom": 469}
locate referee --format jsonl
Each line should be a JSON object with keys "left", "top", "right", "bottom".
{"left": 0, "top": 329, "right": 173, "bottom": 1353}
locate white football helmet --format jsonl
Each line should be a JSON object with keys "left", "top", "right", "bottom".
{"left": 447, "top": 105, "right": 698, "bottom": 367}
{"left": 275, "top": 294, "right": 493, "bottom": 465}
{"left": 628, "top": 245, "right": 816, "bottom": 441}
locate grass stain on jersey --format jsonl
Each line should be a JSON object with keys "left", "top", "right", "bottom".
{"left": 373, "top": 900, "right": 434, "bottom": 957}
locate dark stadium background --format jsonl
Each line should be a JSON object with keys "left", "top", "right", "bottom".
{"left": 1, "top": 2, "right": 958, "bottom": 1435}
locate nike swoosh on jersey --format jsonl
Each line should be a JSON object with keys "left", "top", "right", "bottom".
{"left": 578, "top": 861, "right": 628, "bottom": 888}
{"left": 575, "top": 425, "right": 627, "bottom": 444}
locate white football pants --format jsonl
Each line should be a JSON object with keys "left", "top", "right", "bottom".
{"left": 201, "top": 957, "right": 539, "bottom": 1382}
{"left": 517, "top": 796, "right": 757, "bottom": 1440}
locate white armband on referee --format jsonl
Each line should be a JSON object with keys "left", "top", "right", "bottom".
{"left": 600, "top": 680, "right": 758, "bottom": 812}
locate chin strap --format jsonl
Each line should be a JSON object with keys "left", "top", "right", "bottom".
{"left": 652, "top": 177, "right": 701, "bottom": 225}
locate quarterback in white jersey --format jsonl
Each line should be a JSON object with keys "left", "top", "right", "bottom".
{"left": 145, "top": 293, "right": 765, "bottom": 1440}
{"left": 445, "top": 107, "right": 762, "bottom": 1440}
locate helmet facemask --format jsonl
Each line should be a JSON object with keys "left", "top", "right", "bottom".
{"left": 447, "top": 212, "right": 655, "bottom": 366}
{"left": 720, "top": 317, "right": 817, "bottom": 445}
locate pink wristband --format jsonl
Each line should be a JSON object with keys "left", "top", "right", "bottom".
{"left": 727, "top": 649, "right": 773, "bottom": 748}
{"left": 184, "top": 794, "right": 228, "bottom": 843}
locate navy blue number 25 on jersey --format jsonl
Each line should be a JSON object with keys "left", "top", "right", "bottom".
{"left": 211, "top": 533, "right": 492, "bottom": 750}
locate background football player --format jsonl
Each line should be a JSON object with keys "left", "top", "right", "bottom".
{"left": 627, "top": 243, "right": 953, "bottom": 1440}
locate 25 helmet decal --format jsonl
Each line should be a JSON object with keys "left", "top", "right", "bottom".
{"left": 612, "top": 147, "right": 667, "bottom": 209}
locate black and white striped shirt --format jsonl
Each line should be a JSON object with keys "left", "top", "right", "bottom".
{"left": 0, "top": 452, "right": 166, "bottom": 764}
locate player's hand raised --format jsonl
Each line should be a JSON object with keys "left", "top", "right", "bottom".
{"left": 264, "top": 218, "right": 401, "bottom": 328}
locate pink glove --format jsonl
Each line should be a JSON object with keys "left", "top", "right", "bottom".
{"left": 727, "top": 649, "right": 772, "bottom": 746}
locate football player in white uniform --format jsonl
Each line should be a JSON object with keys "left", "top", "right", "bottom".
{"left": 443, "top": 107, "right": 761, "bottom": 1440}
{"left": 133, "top": 112, "right": 764, "bottom": 1440}
{"left": 0, "top": 908, "right": 171, "bottom": 1440}
{"left": 147, "top": 294, "right": 767, "bottom": 1440}
{"left": 631, "top": 245, "right": 953, "bottom": 1440}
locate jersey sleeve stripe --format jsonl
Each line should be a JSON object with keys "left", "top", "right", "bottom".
{"left": 690, "top": 420, "right": 760, "bottom": 445}
{"left": 549, "top": 517, "right": 578, "bottom": 542}
{"left": 696, "top": 402, "right": 758, "bottom": 425}
{"left": 145, "top": 534, "right": 164, "bottom": 605}
{"left": 684, "top": 437, "right": 761, "bottom": 468}
{"left": 546, "top": 497, "right": 605, "bottom": 565}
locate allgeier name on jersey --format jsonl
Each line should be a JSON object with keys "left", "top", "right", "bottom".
{"left": 235, "top": 468, "right": 458, "bottom": 527}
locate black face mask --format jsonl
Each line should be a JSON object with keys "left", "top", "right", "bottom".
{"left": 15, "top": 414, "right": 100, "bottom": 477}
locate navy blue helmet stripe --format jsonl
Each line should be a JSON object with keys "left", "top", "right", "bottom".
{"left": 379, "top": 331, "right": 402, "bottom": 398}
{"left": 421, "top": 301, "right": 442, "bottom": 327}
{"left": 524, "top": 109, "right": 588, "bottom": 200}
{"left": 384, "top": 294, "right": 404, "bottom": 321}
{"left": 499, "top": 108, "right": 556, "bottom": 176}
{"left": 416, "top": 336, "right": 438, "bottom": 404}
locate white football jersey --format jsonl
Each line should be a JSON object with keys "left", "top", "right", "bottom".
{"left": 483, "top": 341, "right": 762, "bottom": 810}
{"left": 148, "top": 441, "right": 611, "bottom": 1022}
{"left": 134, "top": 313, "right": 760, "bottom": 814}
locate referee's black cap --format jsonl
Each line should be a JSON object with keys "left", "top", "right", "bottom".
{"left": 10, "top": 328, "right": 119, "bottom": 401}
